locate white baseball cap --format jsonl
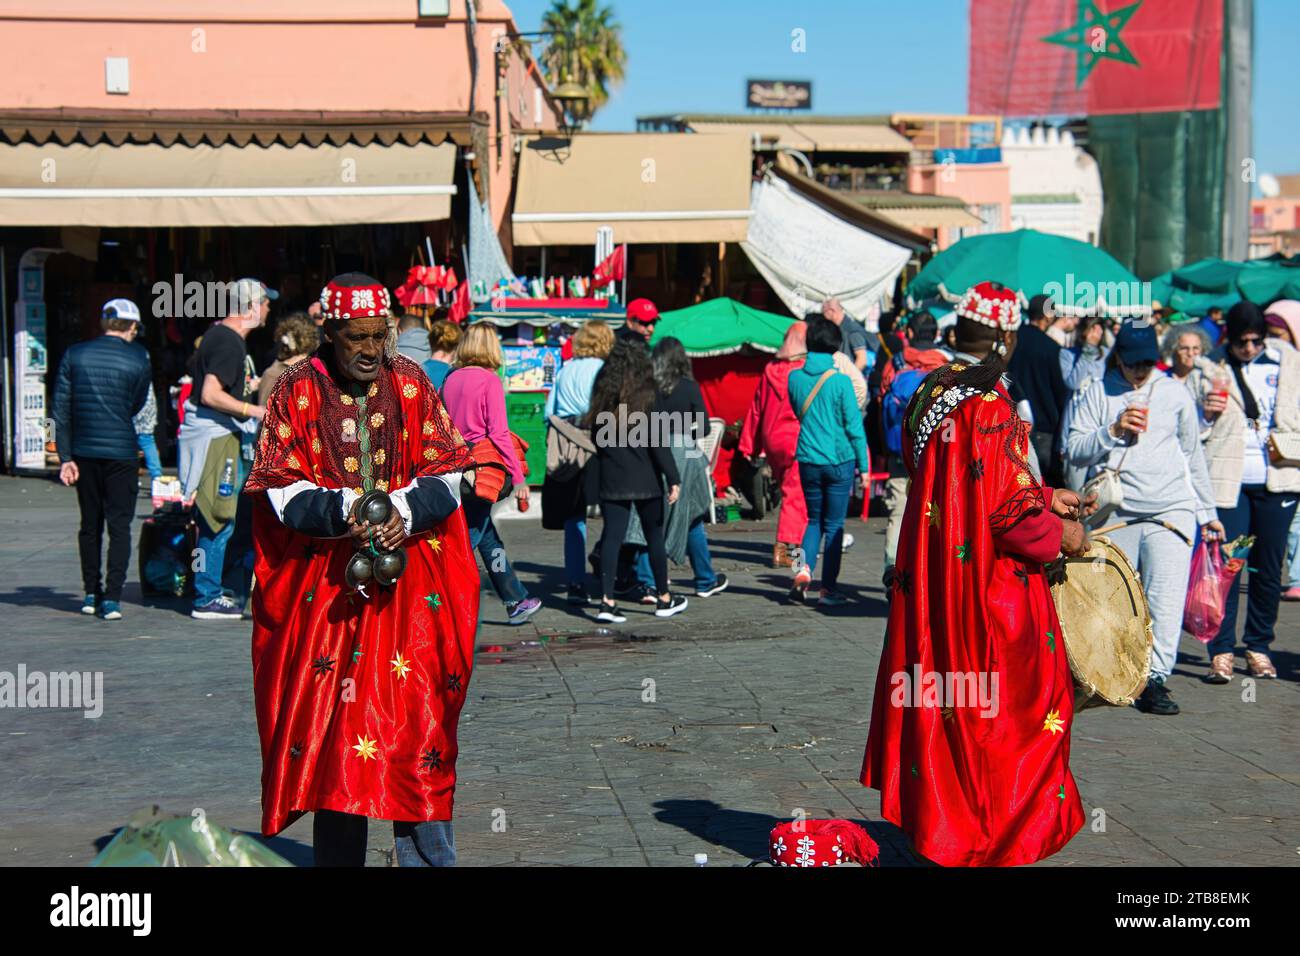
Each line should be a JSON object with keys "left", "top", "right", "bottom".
{"left": 102, "top": 298, "right": 142, "bottom": 323}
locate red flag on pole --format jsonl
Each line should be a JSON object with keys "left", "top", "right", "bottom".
{"left": 449, "top": 281, "right": 472, "bottom": 324}
{"left": 592, "top": 244, "right": 626, "bottom": 288}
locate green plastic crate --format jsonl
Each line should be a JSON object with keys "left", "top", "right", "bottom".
{"left": 506, "top": 391, "right": 548, "bottom": 484}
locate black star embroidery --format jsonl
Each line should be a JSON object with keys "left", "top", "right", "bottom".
{"left": 1014, "top": 565, "right": 1030, "bottom": 587}
{"left": 892, "top": 568, "right": 913, "bottom": 597}
{"left": 967, "top": 458, "right": 985, "bottom": 481}
{"left": 312, "top": 655, "right": 335, "bottom": 675}
{"left": 446, "top": 672, "right": 463, "bottom": 693}
{"left": 420, "top": 747, "right": 444, "bottom": 772}
{"left": 289, "top": 741, "right": 304, "bottom": 760}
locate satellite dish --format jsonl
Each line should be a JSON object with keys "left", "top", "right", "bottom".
{"left": 1260, "top": 174, "right": 1281, "bottom": 198}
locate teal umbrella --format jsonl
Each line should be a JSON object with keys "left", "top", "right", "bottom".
{"left": 907, "top": 229, "right": 1147, "bottom": 317}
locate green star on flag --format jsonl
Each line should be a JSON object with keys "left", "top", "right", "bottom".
{"left": 424, "top": 592, "right": 442, "bottom": 611}
{"left": 1042, "top": 0, "right": 1142, "bottom": 88}
{"left": 956, "top": 540, "right": 972, "bottom": 563}
{"left": 1047, "top": 630, "right": 1056, "bottom": 653}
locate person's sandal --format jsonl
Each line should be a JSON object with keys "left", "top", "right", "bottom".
{"left": 1202, "top": 653, "right": 1234, "bottom": 684}
{"left": 1245, "top": 651, "right": 1278, "bottom": 679}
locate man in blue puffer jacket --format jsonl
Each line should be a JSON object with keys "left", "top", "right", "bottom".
{"left": 52, "top": 298, "right": 152, "bottom": 621}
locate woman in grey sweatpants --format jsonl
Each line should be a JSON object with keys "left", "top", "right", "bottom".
{"left": 1066, "top": 322, "right": 1222, "bottom": 716}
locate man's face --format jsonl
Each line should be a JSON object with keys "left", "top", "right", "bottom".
{"left": 823, "top": 300, "right": 844, "bottom": 325}
{"left": 628, "top": 317, "right": 654, "bottom": 341}
{"left": 327, "top": 315, "right": 388, "bottom": 382}
{"left": 1229, "top": 331, "right": 1266, "bottom": 365}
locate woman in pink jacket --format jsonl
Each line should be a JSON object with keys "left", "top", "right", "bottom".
{"left": 739, "top": 322, "right": 808, "bottom": 567}
{"left": 441, "top": 324, "right": 542, "bottom": 625}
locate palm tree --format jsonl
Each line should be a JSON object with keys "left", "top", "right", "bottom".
{"left": 539, "top": 0, "right": 627, "bottom": 124}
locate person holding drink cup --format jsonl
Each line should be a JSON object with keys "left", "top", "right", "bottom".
{"left": 1067, "top": 320, "right": 1222, "bottom": 716}
{"left": 1195, "top": 302, "right": 1300, "bottom": 681}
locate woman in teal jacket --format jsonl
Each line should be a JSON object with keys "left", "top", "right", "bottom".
{"left": 786, "top": 315, "right": 870, "bottom": 605}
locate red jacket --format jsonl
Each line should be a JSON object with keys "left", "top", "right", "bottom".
{"left": 738, "top": 358, "right": 802, "bottom": 463}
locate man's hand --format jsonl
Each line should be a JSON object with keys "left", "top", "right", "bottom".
{"left": 667, "top": 484, "right": 680, "bottom": 505}
{"left": 59, "top": 461, "right": 79, "bottom": 486}
{"left": 1060, "top": 519, "right": 1091, "bottom": 557}
{"left": 1051, "top": 488, "right": 1082, "bottom": 519}
{"left": 347, "top": 509, "right": 407, "bottom": 552}
{"left": 1202, "top": 519, "right": 1225, "bottom": 542}
{"left": 1202, "top": 391, "right": 1228, "bottom": 418}
{"left": 860, "top": 472, "right": 872, "bottom": 493}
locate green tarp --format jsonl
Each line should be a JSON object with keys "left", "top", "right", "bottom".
{"left": 1150, "top": 255, "right": 1300, "bottom": 314}
{"left": 649, "top": 297, "right": 795, "bottom": 356}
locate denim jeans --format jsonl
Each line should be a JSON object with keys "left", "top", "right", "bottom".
{"left": 686, "top": 517, "right": 718, "bottom": 592}
{"left": 798, "top": 460, "right": 855, "bottom": 589}
{"left": 564, "top": 517, "right": 587, "bottom": 587}
{"left": 463, "top": 496, "right": 529, "bottom": 606}
{"left": 1285, "top": 504, "right": 1300, "bottom": 589}
{"left": 137, "top": 433, "right": 163, "bottom": 480}
{"left": 1208, "top": 486, "right": 1298, "bottom": 656}
{"left": 313, "top": 809, "right": 455, "bottom": 867}
{"left": 193, "top": 454, "right": 247, "bottom": 608}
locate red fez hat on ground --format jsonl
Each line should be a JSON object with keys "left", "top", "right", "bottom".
{"left": 320, "top": 275, "right": 393, "bottom": 321}
{"left": 769, "top": 819, "right": 879, "bottom": 867}
{"left": 956, "top": 281, "right": 1021, "bottom": 332}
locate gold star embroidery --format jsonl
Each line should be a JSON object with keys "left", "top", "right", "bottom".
{"left": 374, "top": 448, "right": 386, "bottom": 465}
{"left": 932, "top": 385, "right": 944, "bottom": 397}
{"left": 376, "top": 478, "right": 389, "bottom": 491}
{"left": 925, "top": 501, "right": 940, "bottom": 528}
{"left": 423, "top": 447, "right": 436, "bottom": 461}
{"left": 367, "top": 383, "right": 378, "bottom": 398}
{"left": 390, "top": 652, "right": 411, "bottom": 681}
{"left": 370, "top": 412, "right": 385, "bottom": 429}
{"left": 981, "top": 392, "right": 999, "bottom": 402}
{"left": 353, "top": 486, "right": 363, "bottom": 495}
{"left": 1016, "top": 471, "right": 1032, "bottom": 487}
{"left": 296, "top": 394, "right": 309, "bottom": 410}
{"left": 311, "top": 437, "right": 322, "bottom": 454}
{"left": 340, "top": 394, "right": 354, "bottom": 406}
{"left": 277, "top": 423, "right": 292, "bottom": 440}
{"left": 344, "top": 457, "right": 359, "bottom": 473}
{"left": 422, "top": 421, "right": 434, "bottom": 437}
{"left": 1043, "top": 710, "right": 1066, "bottom": 735}
{"left": 402, "top": 428, "right": 409, "bottom": 441}
{"left": 951, "top": 363, "right": 967, "bottom": 372}
{"left": 428, "top": 536, "right": 442, "bottom": 553}
{"left": 286, "top": 454, "right": 301, "bottom": 469}
{"left": 352, "top": 734, "right": 379, "bottom": 761}
{"left": 402, "top": 383, "right": 418, "bottom": 399}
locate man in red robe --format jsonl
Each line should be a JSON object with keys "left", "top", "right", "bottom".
{"left": 860, "top": 282, "right": 1091, "bottom": 866}
{"left": 243, "top": 273, "right": 478, "bottom": 866}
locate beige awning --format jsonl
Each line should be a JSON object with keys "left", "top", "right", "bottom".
{"left": 877, "top": 206, "right": 982, "bottom": 229}
{"left": 512, "top": 133, "right": 752, "bottom": 246}
{"left": 688, "top": 121, "right": 912, "bottom": 153}
{"left": 0, "top": 141, "right": 457, "bottom": 227}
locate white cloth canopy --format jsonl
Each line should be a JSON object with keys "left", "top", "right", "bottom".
{"left": 740, "top": 172, "right": 911, "bottom": 323}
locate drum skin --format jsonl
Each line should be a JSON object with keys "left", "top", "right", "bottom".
{"left": 1049, "top": 535, "right": 1153, "bottom": 708}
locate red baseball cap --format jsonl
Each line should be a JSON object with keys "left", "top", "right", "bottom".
{"left": 626, "top": 298, "right": 659, "bottom": 324}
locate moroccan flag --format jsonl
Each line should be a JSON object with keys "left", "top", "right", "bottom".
{"left": 591, "top": 244, "right": 626, "bottom": 288}
{"left": 448, "top": 280, "right": 472, "bottom": 324}
{"left": 968, "top": 0, "right": 1223, "bottom": 117}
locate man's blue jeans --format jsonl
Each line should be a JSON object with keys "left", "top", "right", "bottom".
{"left": 313, "top": 809, "right": 455, "bottom": 867}
{"left": 193, "top": 509, "right": 235, "bottom": 608}
{"left": 686, "top": 517, "right": 718, "bottom": 592}
{"left": 564, "top": 517, "right": 587, "bottom": 587}
{"left": 463, "top": 496, "right": 529, "bottom": 606}
{"left": 798, "top": 460, "right": 854, "bottom": 589}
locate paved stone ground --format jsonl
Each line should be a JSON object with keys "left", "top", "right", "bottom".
{"left": 1, "top": 475, "right": 1297, "bottom": 867}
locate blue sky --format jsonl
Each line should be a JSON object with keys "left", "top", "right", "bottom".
{"left": 508, "top": 0, "right": 1298, "bottom": 177}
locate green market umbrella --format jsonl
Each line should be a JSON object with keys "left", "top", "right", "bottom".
{"left": 649, "top": 297, "right": 795, "bottom": 357}
{"left": 1236, "top": 257, "right": 1300, "bottom": 304}
{"left": 906, "top": 229, "right": 1148, "bottom": 317}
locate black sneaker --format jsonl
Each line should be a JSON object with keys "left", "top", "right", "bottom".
{"left": 567, "top": 585, "right": 590, "bottom": 607}
{"left": 596, "top": 602, "right": 626, "bottom": 624}
{"left": 696, "top": 573, "right": 729, "bottom": 598}
{"left": 654, "top": 594, "right": 688, "bottom": 618}
{"left": 636, "top": 584, "right": 658, "bottom": 606}
{"left": 1135, "top": 677, "right": 1180, "bottom": 716}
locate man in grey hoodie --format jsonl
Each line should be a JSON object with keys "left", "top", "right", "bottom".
{"left": 395, "top": 314, "right": 432, "bottom": 364}
{"left": 1066, "top": 321, "right": 1223, "bottom": 716}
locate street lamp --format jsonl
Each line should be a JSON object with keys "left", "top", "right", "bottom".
{"left": 551, "top": 80, "right": 591, "bottom": 137}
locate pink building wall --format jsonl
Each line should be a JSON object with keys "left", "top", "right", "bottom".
{"left": 0, "top": 0, "right": 561, "bottom": 231}
{"left": 908, "top": 162, "right": 1012, "bottom": 249}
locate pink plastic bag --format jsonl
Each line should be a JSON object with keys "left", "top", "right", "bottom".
{"left": 1182, "top": 541, "right": 1239, "bottom": 643}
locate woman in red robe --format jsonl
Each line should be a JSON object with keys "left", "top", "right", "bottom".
{"left": 244, "top": 274, "right": 478, "bottom": 866}
{"left": 860, "top": 282, "right": 1091, "bottom": 867}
